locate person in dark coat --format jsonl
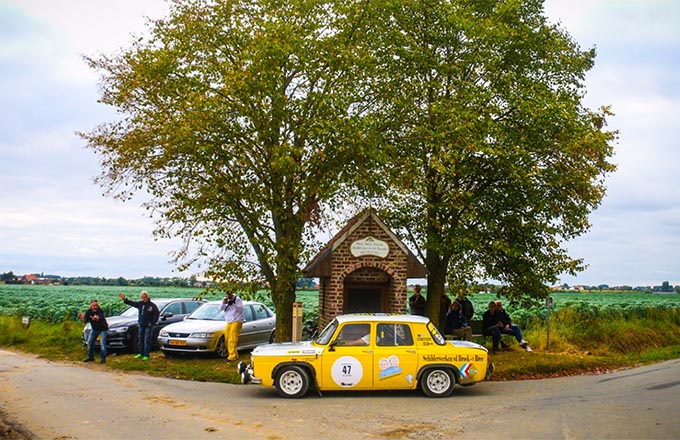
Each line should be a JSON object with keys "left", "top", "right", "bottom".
{"left": 118, "top": 290, "right": 159, "bottom": 360}
{"left": 481, "top": 301, "right": 503, "bottom": 353}
{"left": 79, "top": 299, "right": 109, "bottom": 363}
{"left": 445, "top": 301, "right": 472, "bottom": 341}
{"left": 440, "top": 294, "right": 452, "bottom": 329}
{"left": 457, "top": 294, "right": 475, "bottom": 321}
{"left": 408, "top": 284, "right": 427, "bottom": 316}
{"left": 495, "top": 301, "right": 530, "bottom": 351}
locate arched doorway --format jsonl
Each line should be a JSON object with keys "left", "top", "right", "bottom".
{"left": 344, "top": 282, "right": 390, "bottom": 313}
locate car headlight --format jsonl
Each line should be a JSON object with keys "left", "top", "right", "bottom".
{"left": 190, "top": 332, "right": 214, "bottom": 338}
{"left": 109, "top": 326, "right": 128, "bottom": 334}
{"left": 159, "top": 330, "right": 168, "bottom": 337}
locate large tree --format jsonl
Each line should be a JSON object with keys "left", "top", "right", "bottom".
{"left": 365, "top": 0, "right": 616, "bottom": 324}
{"left": 80, "top": 0, "right": 373, "bottom": 341}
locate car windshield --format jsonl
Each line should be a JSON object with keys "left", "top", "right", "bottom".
{"left": 187, "top": 303, "right": 226, "bottom": 321}
{"left": 118, "top": 300, "right": 171, "bottom": 317}
{"left": 315, "top": 319, "right": 339, "bottom": 345}
{"left": 427, "top": 321, "right": 446, "bottom": 345}
{"left": 119, "top": 307, "right": 138, "bottom": 317}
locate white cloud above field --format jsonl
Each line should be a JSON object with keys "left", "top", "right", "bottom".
{"left": 0, "top": 0, "right": 678, "bottom": 286}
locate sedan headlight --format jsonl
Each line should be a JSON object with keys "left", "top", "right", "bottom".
{"left": 190, "top": 332, "right": 215, "bottom": 339}
{"left": 109, "top": 326, "right": 128, "bottom": 334}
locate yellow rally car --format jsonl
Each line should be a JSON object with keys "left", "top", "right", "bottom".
{"left": 239, "top": 314, "right": 492, "bottom": 398}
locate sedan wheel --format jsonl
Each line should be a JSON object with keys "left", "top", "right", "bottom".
{"left": 275, "top": 366, "right": 309, "bottom": 398}
{"left": 215, "top": 336, "right": 228, "bottom": 358}
{"left": 421, "top": 368, "right": 455, "bottom": 397}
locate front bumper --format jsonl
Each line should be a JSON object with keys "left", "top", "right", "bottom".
{"left": 239, "top": 363, "right": 261, "bottom": 385}
{"left": 486, "top": 362, "right": 495, "bottom": 380}
{"left": 82, "top": 329, "right": 134, "bottom": 350}
{"left": 157, "top": 336, "right": 216, "bottom": 353}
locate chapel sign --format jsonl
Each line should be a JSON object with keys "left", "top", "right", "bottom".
{"left": 350, "top": 236, "right": 389, "bottom": 258}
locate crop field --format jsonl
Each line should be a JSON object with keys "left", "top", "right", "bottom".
{"left": 0, "top": 284, "right": 319, "bottom": 323}
{"left": 0, "top": 283, "right": 678, "bottom": 324}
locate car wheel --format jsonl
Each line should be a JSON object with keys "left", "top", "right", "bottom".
{"left": 421, "top": 368, "right": 455, "bottom": 398}
{"left": 275, "top": 365, "right": 310, "bottom": 398}
{"left": 215, "top": 336, "right": 228, "bottom": 358}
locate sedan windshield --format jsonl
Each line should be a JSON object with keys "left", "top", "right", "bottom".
{"left": 119, "top": 307, "right": 138, "bottom": 317}
{"left": 316, "top": 319, "right": 339, "bottom": 345}
{"left": 187, "top": 304, "right": 225, "bottom": 321}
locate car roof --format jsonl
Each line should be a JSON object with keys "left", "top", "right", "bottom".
{"left": 147, "top": 298, "right": 205, "bottom": 305}
{"left": 335, "top": 314, "right": 430, "bottom": 324}
{"left": 202, "top": 299, "right": 267, "bottom": 306}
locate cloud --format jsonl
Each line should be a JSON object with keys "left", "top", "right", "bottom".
{"left": 1, "top": 0, "right": 679, "bottom": 285}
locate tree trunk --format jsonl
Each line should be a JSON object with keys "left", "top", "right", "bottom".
{"left": 425, "top": 255, "right": 448, "bottom": 329}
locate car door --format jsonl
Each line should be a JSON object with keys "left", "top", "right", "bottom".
{"left": 372, "top": 323, "right": 419, "bottom": 390}
{"left": 320, "top": 323, "right": 374, "bottom": 390}
{"left": 247, "top": 303, "right": 275, "bottom": 345}
{"left": 159, "top": 301, "right": 185, "bottom": 325}
{"left": 237, "top": 305, "right": 256, "bottom": 347}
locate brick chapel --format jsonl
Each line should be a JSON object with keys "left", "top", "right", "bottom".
{"left": 302, "top": 208, "right": 427, "bottom": 328}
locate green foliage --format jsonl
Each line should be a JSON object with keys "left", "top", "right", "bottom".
{"left": 0, "top": 284, "right": 210, "bottom": 323}
{"left": 360, "top": 0, "right": 616, "bottom": 315}
{"left": 79, "top": 0, "right": 379, "bottom": 341}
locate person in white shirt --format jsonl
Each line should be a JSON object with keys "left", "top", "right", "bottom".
{"left": 218, "top": 292, "right": 245, "bottom": 361}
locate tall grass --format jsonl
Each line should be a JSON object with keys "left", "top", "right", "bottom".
{"left": 523, "top": 306, "right": 680, "bottom": 355}
{"left": 0, "top": 316, "right": 83, "bottom": 359}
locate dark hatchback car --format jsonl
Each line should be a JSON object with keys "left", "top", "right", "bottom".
{"left": 82, "top": 298, "right": 205, "bottom": 352}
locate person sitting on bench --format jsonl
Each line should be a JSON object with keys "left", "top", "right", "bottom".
{"left": 495, "top": 301, "right": 531, "bottom": 352}
{"left": 445, "top": 301, "right": 472, "bottom": 341}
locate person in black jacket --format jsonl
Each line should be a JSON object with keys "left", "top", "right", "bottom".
{"left": 118, "top": 291, "right": 159, "bottom": 360}
{"left": 495, "top": 301, "right": 531, "bottom": 351}
{"left": 408, "top": 285, "right": 426, "bottom": 316}
{"left": 445, "top": 301, "right": 472, "bottom": 341}
{"left": 481, "top": 301, "right": 503, "bottom": 353}
{"left": 439, "top": 294, "right": 452, "bottom": 330}
{"left": 79, "top": 300, "right": 109, "bottom": 363}
{"left": 456, "top": 294, "right": 475, "bottom": 321}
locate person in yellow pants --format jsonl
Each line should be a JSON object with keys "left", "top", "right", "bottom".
{"left": 218, "top": 291, "right": 245, "bottom": 362}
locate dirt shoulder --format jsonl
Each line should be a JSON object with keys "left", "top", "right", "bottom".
{"left": 0, "top": 410, "right": 32, "bottom": 440}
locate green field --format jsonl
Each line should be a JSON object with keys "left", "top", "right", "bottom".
{"left": 0, "top": 284, "right": 320, "bottom": 323}
{"left": 0, "top": 284, "right": 678, "bottom": 324}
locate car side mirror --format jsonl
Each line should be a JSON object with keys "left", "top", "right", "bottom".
{"left": 329, "top": 340, "right": 338, "bottom": 352}
{"left": 161, "top": 312, "right": 173, "bottom": 320}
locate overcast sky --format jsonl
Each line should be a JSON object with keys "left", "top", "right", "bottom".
{"left": 1, "top": 1, "right": 678, "bottom": 286}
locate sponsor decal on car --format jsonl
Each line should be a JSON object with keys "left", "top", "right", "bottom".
{"left": 331, "top": 356, "right": 363, "bottom": 387}
{"left": 378, "top": 354, "right": 402, "bottom": 380}
{"left": 459, "top": 363, "right": 479, "bottom": 379}
{"left": 422, "top": 353, "right": 486, "bottom": 362}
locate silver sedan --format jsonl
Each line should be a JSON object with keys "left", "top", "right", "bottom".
{"left": 157, "top": 300, "right": 275, "bottom": 357}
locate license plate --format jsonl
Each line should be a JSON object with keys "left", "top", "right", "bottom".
{"left": 169, "top": 339, "right": 187, "bottom": 346}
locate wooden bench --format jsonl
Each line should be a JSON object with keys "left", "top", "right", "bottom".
{"left": 470, "top": 319, "right": 483, "bottom": 338}
{"left": 447, "top": 319, "right": 515, "bottom": 346}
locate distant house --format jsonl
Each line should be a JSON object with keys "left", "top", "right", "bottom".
{"left": 20, "top": 274, "right": 38, "bottom": 284}
{"left": 19, "top": 274, "right": 50, "bottom": 285}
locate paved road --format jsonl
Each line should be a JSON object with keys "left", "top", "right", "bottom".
{"left": 0, "top": 349, "right": 678, "bottom": 439}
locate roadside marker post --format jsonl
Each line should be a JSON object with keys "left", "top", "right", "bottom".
{"left": 546, "top": 296, "right": 554, "bottom": 350}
